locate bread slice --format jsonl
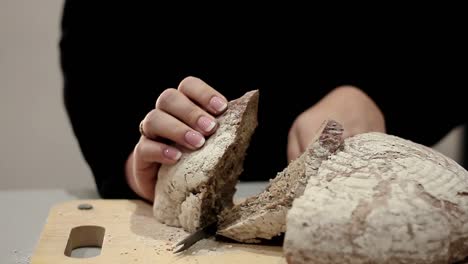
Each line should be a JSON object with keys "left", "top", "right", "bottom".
{"left": 153, "top": 90, "right": 259, "bottom": 233}
{"left": 217, "top": 120, "right": 344, "bottom": 242}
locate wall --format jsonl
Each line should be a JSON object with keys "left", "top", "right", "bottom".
{"left": 0, "top": 0, "right": 94, "bottom": 189}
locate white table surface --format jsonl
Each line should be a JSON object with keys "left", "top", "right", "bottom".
{"left": 0, "top": 182, "right": 268, "bottom": 264}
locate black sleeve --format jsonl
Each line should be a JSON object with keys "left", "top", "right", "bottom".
{"left": 59, "top": 1, "right": 158, "bottom": 199}
{"left": 357, "top": 53, "right": 466, "bottom": 147}
{"left": 365, "top": 86, "right": 466, "bottom": 148}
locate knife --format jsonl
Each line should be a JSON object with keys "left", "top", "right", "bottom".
{"left": 173, "top": 221, "right": 218, "bottom": 253}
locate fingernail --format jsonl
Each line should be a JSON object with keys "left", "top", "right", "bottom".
{"left": 197, "top": 116, "right": 216, "bottom": 132}
{"left": 163, "top": 147, "right": 182, "bottom": 160}
{"left": 209, "top": 96, "right": 227, "bottom": 113}
{"left": 185, "top": 131, "right": 205, "bottom": 148}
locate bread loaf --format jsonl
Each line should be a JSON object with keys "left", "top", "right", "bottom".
{"left": 284, "top": 131, "right": 468, "bottom": 264}
{"left": 153, "top": 90, "right": 259, "bottom": 233}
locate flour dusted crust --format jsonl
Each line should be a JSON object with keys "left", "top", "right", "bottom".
{"left": 217, "top": 120, "right": 344, "bottom": 242}
{"left": 285, "top": 131, "right": 468, "bottom": 264}
{"left": 153, "top": 90, "right": 259, "bottom": 233}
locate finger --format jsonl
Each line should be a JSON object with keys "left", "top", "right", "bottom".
{"left": 177, "top": 76, "right": 228, "bottom": 115}
{"left": 141, "top": 109, "right": 206, "bottom": 150}
{"left": 156, "top": 88, "right": 217, "bottom": 136}
{"left": 132, "top": 155, "right": 161, "bottom": 201}
{"left": 287, "top": 125, "right": 302, "bottom": 162}
{"left": 287, "top": 132, "right": 301, "bottom": 162}
{"left": 130, "top": 137, "right": 181, "bottom": 201}
{"left": 135, "top": 136, "right": 182, "bottom": 165}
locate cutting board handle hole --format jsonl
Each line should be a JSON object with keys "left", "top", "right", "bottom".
{"left": 64, "top": 225, "right": 105, "bottom": 258}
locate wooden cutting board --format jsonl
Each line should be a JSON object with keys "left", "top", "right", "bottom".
{"left": 31, "top": 199, "right": 285, "bottom": 263}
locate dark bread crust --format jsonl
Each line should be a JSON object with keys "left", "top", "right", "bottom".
{"left": 217, "top": 120, "right": 344, "bottom": 242}
{"left": 153, "top": 90, "right": 259, "bottom": 233}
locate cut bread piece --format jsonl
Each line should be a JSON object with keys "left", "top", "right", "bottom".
{"left": 284, "top": 131, "right": 468, "bottom": 264}
{"left": 217, "top": 120, "right": 344, "bottom": 243}
{"left": 153, "top": 90, "right": 259, "bottom": 233}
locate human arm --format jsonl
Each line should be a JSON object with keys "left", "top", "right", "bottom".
{"left": 287, "top": 86, "right": 386, "bottom": 161}
{"left": 287, "top": 82, "right": 466, "bottom": 163}
{"left": 59, "top": 1, "right": 161, "bottom": 199}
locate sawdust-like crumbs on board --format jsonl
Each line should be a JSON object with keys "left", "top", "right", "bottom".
{"left": 130, "top": 212, "right": 190, "bottom": 255}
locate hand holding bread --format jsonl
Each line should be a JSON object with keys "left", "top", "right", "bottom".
{"left": 125, "top": 76, "right": 229, "bottom": 201}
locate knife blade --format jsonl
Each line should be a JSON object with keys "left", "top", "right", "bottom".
{"left": 173, "top": 221, "right": 218, "bottom": 253}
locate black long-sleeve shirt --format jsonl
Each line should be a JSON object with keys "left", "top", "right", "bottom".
{"left": 59, "top": 1, "right": 466, "bottom": 199}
